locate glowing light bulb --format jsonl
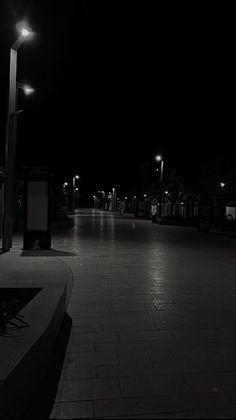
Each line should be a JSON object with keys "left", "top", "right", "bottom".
{"left": 21, "top": 28, "right": 30, "bottom": 37}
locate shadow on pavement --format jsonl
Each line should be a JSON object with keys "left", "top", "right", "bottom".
{"left": 20, "top": 249, "right": 77, "bottom": 257}
{"left": 23, "top": 312, "right": 72, "bottom": 419}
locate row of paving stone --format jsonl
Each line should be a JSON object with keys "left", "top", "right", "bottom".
{"left": 50, "top": 232, "right": 236, "bottom": 417}
{"left": 9, "top": 211, "right": 235, "bottom": 419}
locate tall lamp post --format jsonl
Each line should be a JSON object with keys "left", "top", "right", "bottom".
{"left": 72, "top": 174, "right": 80, "bottom": 211}
{"left": 111, "top": 187, "right": 116, "bottom": 212}
{"left": 2, "top": 26, "right": 32, "bottom": 252}
{"left": 155, "top": 155, "right": 164, "bottom": 220}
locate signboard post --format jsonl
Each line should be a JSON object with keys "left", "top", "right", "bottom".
{"left": 23, "top": 167, "right": 51, "bottom": 250}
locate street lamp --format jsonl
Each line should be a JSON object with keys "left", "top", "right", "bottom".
{"left": 155, "top": 155, "right": 164, "bottom": 182}
{"left": 21, "top": 28, "right": 30, "bottom": 37}
{"left": 16, "top": 83, "right": 34, "bottom": 114}
{"left": 155, "top": 154, "right": 164, "bottom": 220}
{"left": 22, "top": 85, "right": 34, "bottom": 95}
{"left": 72, "top": 174, "right": 80, "bottom": 211}
{"left": 111, "top": 188, "right": 116, "bottom": 211}
{"left": 2, "top": 25, "right": 33, "bottom": 252}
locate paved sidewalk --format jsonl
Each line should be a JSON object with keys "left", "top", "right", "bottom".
{"left": 2, "top": 209, "right": 236, "bottom": 418}
{"left": 49, "top": 210, "right": 236, "bottom": 419}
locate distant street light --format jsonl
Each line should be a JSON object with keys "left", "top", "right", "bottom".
{"left": 93, "top": 195, "right": 97, "bottom": 209}
{"left": 220, "top": 182, "right": 226, "bottom": 188}
{"left": 155, "top": 155, "right": 164, "bottom": 182}
{"left": 2, "top": 25, "right": 33, "bottom": 252}
{"left": 155, "top": 154, "right": 164, "bottom": 219}
{"left": 72, "top": 174, "right": 80, "bottom": 211}
{"left": 111, "top": 188, "right": 116, "bottom": 211}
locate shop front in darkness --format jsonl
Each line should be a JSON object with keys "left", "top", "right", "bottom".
{"left": 198, "top": 187, "right": 236, "bottom": 234}
{"left": 23, "top": 167, "right": 51, "bottom": 250}
{"left": 210, "top": 193, "right": 236, "bottom": 233}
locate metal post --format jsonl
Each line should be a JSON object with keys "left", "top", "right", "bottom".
{"left": 160, "top": 160, "right": 164, "bottom": 183}
{"left": 158, "top": 160, "right": 164, "bottom": 219}
{"left": 1, "top": 30, "right": 31, "bottom": 252}
{"left": 112, "top": 189, "right": 116, "bottom": 211}
{"left": 72, "top": 176, "right": 75, "bottom": 213}
{"left": 2, "top": 48, "right": 18, "bottom": 251}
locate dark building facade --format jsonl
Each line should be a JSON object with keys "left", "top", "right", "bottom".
{"left": 136, "top": 162, "right": 199, "bottom": 225}
{"left": 198, "top": 156, "right": 236, "bottom": 233}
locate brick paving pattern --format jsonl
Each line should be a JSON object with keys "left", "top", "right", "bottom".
{"left": 47, "top": 210, "right": 236, "bottom": 419}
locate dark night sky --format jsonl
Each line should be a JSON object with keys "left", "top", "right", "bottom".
{"left": 0, "top": 0, "right": 234, "bottom": 195}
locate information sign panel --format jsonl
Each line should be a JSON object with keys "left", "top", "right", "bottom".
{"left": 23, "top": 167, "right": 51, "bottom": 250}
